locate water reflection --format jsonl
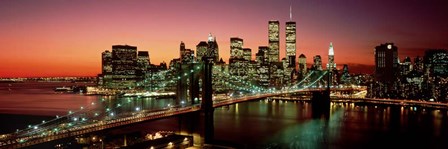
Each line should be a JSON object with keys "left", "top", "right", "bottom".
{"left": 1, "top": 83, "right": 448, "bottom": 149}
{"left": 212, "top": 100, "right": 448, "bottom": 148}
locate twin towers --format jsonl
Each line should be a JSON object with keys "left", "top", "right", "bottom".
{"left": 268, "top": 6, "right": 336, "bottom": 72}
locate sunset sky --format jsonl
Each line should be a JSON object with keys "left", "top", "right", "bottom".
{"left": 1, "top": 0, "right": 447, "bottom": 77}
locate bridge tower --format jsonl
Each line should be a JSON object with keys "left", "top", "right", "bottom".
{"left": 175, "top": 62, "right": 202, "bottom": 105}
{"left": 311, "top": 69, "right": 331, "bottom": 119}
{"left": 201, "top": 53, "right": 214, "bottom": 112}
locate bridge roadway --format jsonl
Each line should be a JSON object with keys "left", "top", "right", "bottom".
{"left": 0, "top": 106, "right": 201, "bottom": 149}
{"left": 332, "top": 97, "right": 448, "bottom": 108}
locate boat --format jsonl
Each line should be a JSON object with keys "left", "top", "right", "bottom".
{"left": 54, "top": 86, "right": 73, "bottom": 92}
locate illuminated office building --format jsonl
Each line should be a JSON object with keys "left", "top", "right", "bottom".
{"left": 230, "top": 37, "right": 243, "bottom": 59}
{"left": 196, "top": 41, "right": 208, "bottom": 61}
{"left": 285, "top": 7, "right": 296, "bottom": 67}
{"left": 229, "top": 37, "right": 246, "bottom": 78}
{"left": 180, "top": 41, "right": 186, "bottom": 61}
{"left": 268, "top": 20, "right": 280, "bottom": 62}
{"left": 137, "top": 51, "right": 150, "bottom": 77}
{"left": 424, "top": 49, "right": 448, "bottom": 77}
{"left": 313, "top": 55, "right": 322, "bottom": 71}
{"left": 374, "top": 43, "right": 398, "bottom": 82}
{"left": 104, "top": 45, "right": 138, "bottom": 88}
{"left": 298, "top": 54, "right": 307, "bottom": 75}
{"left": 102, "top": 50, "right": 112, "bottom": 75}
{"left": 256, "top": 46, "right": 270, "bottom": 87}
{"left": 243, "top": 48, "right": 252, "bottom": 61}
{"left": 207, "top": 33, "right": 219, "bottom": 63}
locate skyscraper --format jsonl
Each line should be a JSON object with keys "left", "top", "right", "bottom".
{"left": 424, "top": 49, "right": 448, "bottom": 76}
{"left": 137, "top": 51, "right": 150, "bottom": 77}
{"left": 112, "top": 45, "right": 137, "bottom": 76}
{"left": 243, "top": 48, "right": 252, "bottom": 61}
{"left": 399, "top": 57, "right": 412, "bottom": 76}
{"left": 256, "top": 46, "right": 269, "bottom": 64}
{"left": 285, "top": 6, "right": 296, "bottom": 67}
{"left": 340, "top": 64, "right": 351, "bottom": 84}
{"left": 268, "top": 20, "right": 280, "bottom": 62}
{"left": 229, "top": 37, "right": 246, "bottom": 77}
{"left": 207, "top": 33, "right": 219, "bottom": 63}
{"left": 180, "top": 41, "right": 186, "bottom": 61}
{"left": 374, "top": 43, "right": 398, "bottom": 82}
{"left": 196, "top": 41, "right": 208, "bottom": 61}
{"left": 298, "top": 54, "right": 307, "bottom": 75}
{"left": 230, "top": 37, "right": 243, "bottom": 59}
{"left": 414, "top": 56, "right": 424, "bottom": 73}
{"left": 423, "top": 49, "right": 448, "bottom": 102}
{"left": 313, "top": 55, "right": 322, "bottom": 71}
{"left": 102, "top": 50, "right": 112, "bottom": 75}
{"left": 326, "top": 42, "right": 336, "bottom": 70}
{"left": 110, "top": 45, "right": 138, "bottom": 88}
{"left": 256, "top": 46, "right": 270, "bottom": 87}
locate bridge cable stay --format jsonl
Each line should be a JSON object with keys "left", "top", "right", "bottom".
{"left": 219, "top": 77, "right": 260, "bottom": 94}
{"left": 286, "top": 70, "right": 315, "bottom": 90}
{"left": 302, "top": 71, "right": 328, "bottom": 90}
{"left": 282, "top": 71, "right": 328, "bottom": 94}
{"left": 213, "top": 68, "right": 265, "bottom": 91}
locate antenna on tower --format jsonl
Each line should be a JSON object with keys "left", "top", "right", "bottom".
{"left": 289, "top": 5, "right": 292, "bottom": 21}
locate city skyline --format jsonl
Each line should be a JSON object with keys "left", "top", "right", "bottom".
{"left": 1, "top": 0, "right": 448, "bottom": 77}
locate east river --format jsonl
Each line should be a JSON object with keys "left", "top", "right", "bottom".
{"left": 1, "top": 82, "right": 448, "bottom": 148}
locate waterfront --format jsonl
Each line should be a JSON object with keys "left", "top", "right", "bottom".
{"left": 1, "top": 83, "right": 448, "bottom": 148}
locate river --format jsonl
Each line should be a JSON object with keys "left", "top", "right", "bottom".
{"left": 1, "top": 82, "right": 447, "bottom": 148}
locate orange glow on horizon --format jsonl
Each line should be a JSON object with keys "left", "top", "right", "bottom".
{"left": 0, "top": 0, "right": 445, "bottom": 77}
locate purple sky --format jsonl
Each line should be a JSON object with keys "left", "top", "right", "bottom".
{"left": 0, "top": 0, "right": 447, "bottom": 77}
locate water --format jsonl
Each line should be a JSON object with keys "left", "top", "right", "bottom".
{"left": 1, "top": 82, "right": 448, "bottom": 148}
{"left": 212, "top": 101, "right": 448, "bottom": 148}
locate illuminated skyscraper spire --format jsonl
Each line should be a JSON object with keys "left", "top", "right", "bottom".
{"left": 329, "top": 42, "right": 334, "bottom": 55}
{"left": 327, "top": 42, "right": 336, "bottom": 70}
{"left": 289, "top": 5, "right": 292, "bottom": 21}
{"left": 208, "top": 33, "right": 214, "bottom": 42}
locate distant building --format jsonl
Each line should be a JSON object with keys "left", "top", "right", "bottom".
{"left": 399, "top": 57, "right": 412, "bottom": 76}
{"left": 180, "top": 42, "right": 194, "bottom": 63}
{"left": 326, "top": 42, "right": 336, "bottom": 71}
{"left": 340, "top": 64, "right": 351, "bottom": 84}
{"left": 371, "top": 43, "right": 399, "bottom": 98}
{"left": 229, "top": 37, "right": 247, "bottom": 78}
{"left": 196, "top": 41, "right": 208, "bottom": 61}
{"left": 180, "top": 42, "right": 186, "bottom": 61}
{"left": 137, "top": 51, "right": 150, "bottom": 77}
{"left": 102, "top": 50, "right": 112, "bottom": 75}
{"left": 424, "top": 49, "right": 448, "bottom": 77}
{"left": 243, "top": 48, "right": 252, "bottom": 61}
{"left": 413, "top": 56, "right": 424, "bottom": 73}
{"left": 230, "top": 37, "right": 243, "bottom": 59}
{"left": 312, "top": 55, "right": 322, "bottom": 71}
{"left": 256, "top": 46, "right": 269, "bottom": 88}
{"left": 268, "top": 20, "right": 280, "bottom": 62}
{"left": 100, "top": 45, "right": 138, "bottom": 89}
{"left": 374, "top": 43, "right": 398, "bottom": 82}
{"left": 298, "top": 54, "right": 307, "bottom": 77}
{"left": 285, "top": 21, "right": 296, "bottom": 67}
{"left": 256, "top": 46, "right": 269, "bottom": 64}
{"left": 207, "top": 33, "right": 219, "bottom": 63}
{"left": 423, "top": 49, "right": 448, "bottom": 102}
